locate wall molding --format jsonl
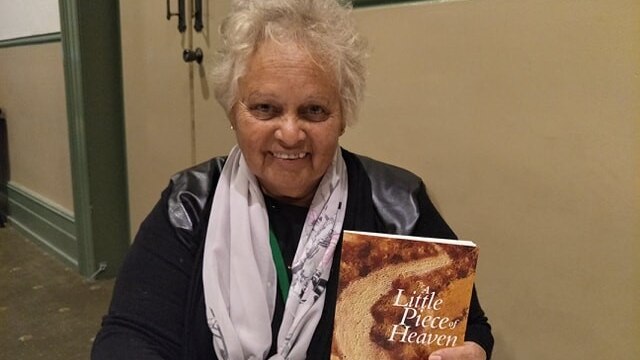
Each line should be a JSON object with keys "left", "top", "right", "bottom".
{"left": 353, "top": 0, "right": 460, "bottom": 9}
{"left": 0, "top": 32, "right": 61, "bottom": 49}
{"left": 5, "top": 182, "right": 77, "bottom": 268}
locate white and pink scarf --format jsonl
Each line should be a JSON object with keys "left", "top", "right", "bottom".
{"left": 202, "top": 145, "right": 347, "bottom": 360}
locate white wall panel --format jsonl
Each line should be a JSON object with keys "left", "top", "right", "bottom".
{"left": 0, "top": 0, "right": 60, "bottom": 40}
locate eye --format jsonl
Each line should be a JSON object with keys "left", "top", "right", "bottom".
{"left": 248, "top": 103, "right": 281, "bottom": 120}
{"left": 299, "top": 104, "right": 330, "bottom": 122}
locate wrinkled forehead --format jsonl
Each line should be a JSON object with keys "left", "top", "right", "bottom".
{"left": 239, "top": 40, "right": 340, "bottom": 101}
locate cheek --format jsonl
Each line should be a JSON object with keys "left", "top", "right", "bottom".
{"left": 310, "top": 128, "right": 341, "bottom": 166}
{"left": 235, "top": 127, "right": 252, "bottom": 147}
{"left": 319, "top": 121, "right": 342, "bottom": 145}
{"left": 234, "top": 115, "right": 265, "bottom": 148}
{"left": 237, "top": 131, "right": 263, "bottom": 161}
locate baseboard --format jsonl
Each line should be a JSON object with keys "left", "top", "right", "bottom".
{"left": 5, "top": 182, "right": 77, "bottom": 268}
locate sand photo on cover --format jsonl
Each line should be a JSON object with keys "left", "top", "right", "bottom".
{"left": 331, "top": 231, "right": 478, "bottom": 360}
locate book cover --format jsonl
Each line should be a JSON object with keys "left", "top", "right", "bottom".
{"left": 331, "top": 230, "right": 478, "bottom": 360}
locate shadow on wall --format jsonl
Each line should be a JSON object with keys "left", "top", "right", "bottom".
{"left": 0, "top": 108, "right": 9, "bottom": 226}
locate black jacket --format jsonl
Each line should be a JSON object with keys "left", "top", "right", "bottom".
{"left": 92, "top": 149, "right": 493, "bottom": 359}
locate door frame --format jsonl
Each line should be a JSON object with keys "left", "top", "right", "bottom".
{"left": 59, "top": 0, "right": 129, "bottom": 278}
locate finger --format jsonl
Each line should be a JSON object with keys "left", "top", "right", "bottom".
{"left": 429, "top": 347, "right": 453, "bottom": 360}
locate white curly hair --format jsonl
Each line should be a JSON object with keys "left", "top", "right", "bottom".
{"left": 212, "top": 0, "right": 367, "bottom": 125}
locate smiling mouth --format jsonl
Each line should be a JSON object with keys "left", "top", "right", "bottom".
{"left": 271, "top": 151, "right": 308, "bottom": 160}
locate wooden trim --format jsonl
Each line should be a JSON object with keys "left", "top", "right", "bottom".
{"left": 5, "top": 182, "right": 77, "bottom": 268}
{"left": 0, "top": 32, "right": 61, "bottom": 49}
{"left": 59, "top": 0, "right": 130, "bottom": 278}
{"left": 59, "top": 0, "right": 93, "bottom": 276}
{"left": 354, "top": 0, "right": 437, "bottom": 8}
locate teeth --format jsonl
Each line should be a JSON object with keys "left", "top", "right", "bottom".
{"left": 272, "top": 152, "right": 307, "bottom": 160}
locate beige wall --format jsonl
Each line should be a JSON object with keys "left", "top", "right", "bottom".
{"left": 0, "top": 42, "right": 74, "bottom": 212}
{"left": 119, "top": 1, "right": 193, "bottom": 234}
{"left": 120, "top": 0, "right": 236, "bottom": 234}
{"left": 346, "top": 0, "right": 639, "bottom": 358}
{"left": 118, "top": 0, "right": 639, "bottom": 357}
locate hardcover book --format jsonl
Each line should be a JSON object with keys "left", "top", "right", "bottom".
{"left": 331, "top": 230, "right": 478, "bottom": 360}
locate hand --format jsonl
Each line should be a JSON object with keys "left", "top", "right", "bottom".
{"left": 428, "top": 341, "right": 486, "bottom": 360}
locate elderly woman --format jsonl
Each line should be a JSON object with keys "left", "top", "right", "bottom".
{"left": 93, "top": 0, "right": 493, "bottom": 359}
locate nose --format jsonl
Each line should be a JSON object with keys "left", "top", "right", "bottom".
{"left": 274, "top": 114, "right": 306, "bottom": 146}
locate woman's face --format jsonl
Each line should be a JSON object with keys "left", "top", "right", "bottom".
{"left": 232, "top": 40, "right": 344, "bottom": 206}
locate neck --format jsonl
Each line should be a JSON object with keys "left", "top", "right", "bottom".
{"left": 260, "top": 186, "right": 316, "bottom": 207}
{"left": 266, "top": 192, "right": 314, "bottom": 207}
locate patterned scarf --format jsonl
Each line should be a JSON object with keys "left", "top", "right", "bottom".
{"left": 202, "top": 145, "right": 348, "bottom": 360}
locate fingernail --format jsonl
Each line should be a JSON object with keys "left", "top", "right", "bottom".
{"left": 429, "top": 356, "right": 442, "bottom": 360}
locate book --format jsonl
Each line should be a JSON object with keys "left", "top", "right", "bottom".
{"left": 331, "top": 230, "right": 478, "bottom": 360}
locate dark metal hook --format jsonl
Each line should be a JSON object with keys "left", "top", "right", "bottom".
{"left": 183, "top": 48, "right": 203, "bottom": 64}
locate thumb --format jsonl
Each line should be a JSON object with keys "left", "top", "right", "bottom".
{"left": 429, "top": 347, "right": 453, "bottom": 360}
